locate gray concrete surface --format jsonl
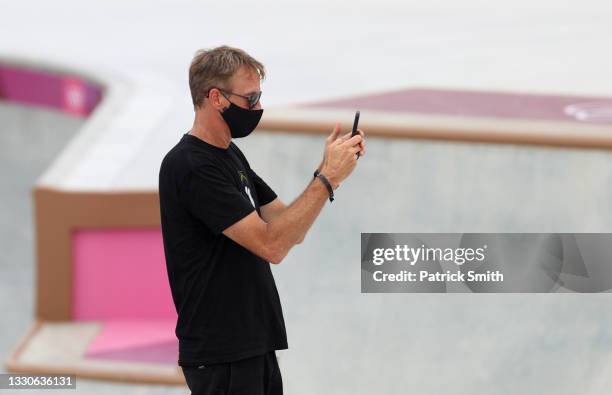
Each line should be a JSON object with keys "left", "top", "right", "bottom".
{"left": 241, "top": 131, "right": 612, "bottom": 395}
{"left": 5, "top": 105, "right": 612, "bottom": 395}
{"left": 5, "top": 102, "right": 612, "bottom": 394}
{"left": 0, "top": 103, "right": 188, "bottom": 394}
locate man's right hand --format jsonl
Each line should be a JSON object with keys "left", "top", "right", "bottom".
{"left": 223, "top": 124, "right": 363, "bottom": 264}
{"left": 319, "top": 123, "right": 363, "bottom": 189}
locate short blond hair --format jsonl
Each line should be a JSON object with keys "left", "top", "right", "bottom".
{"left": 189, "top": 46, "right": 266, "bottom": 108}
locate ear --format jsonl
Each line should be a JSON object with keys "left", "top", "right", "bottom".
{"left": 207, "top": 88, "right": 227, "bottom": 111}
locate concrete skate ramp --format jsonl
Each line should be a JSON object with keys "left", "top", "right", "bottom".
{"left": 0, "top": 100, "right": 84, "bottom": 380}
{"left": 4, "top": 55, "right": 612, "bottom": 394}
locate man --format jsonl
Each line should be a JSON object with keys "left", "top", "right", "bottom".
{"left": 158, "top": 46, "right": 365, "bottom": 395}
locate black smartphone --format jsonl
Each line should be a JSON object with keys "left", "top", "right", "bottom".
{"left": 351, "top": 110, "right": 360, "bottom": 137}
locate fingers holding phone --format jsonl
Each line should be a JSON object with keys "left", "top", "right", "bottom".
{"left": 354, "top": 128, "right": 366, "bottom": 158}
{"left": 318, "top": 111, "right": 366, "bottom": 187}
{"left": 321, "top": 134, "right": 362, "bottom": 188}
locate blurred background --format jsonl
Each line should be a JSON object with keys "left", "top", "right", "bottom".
{"left": 2, "top": 1, "right": 612, "bottom": 394}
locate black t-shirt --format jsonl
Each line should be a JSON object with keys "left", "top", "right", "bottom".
{"left": 158, "top": 132, "right": 288, "bottom": 366}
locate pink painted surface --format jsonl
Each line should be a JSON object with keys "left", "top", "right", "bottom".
{"left": 85, "top": 320, "right": 177, "bottom": 364}
{"left": 0, "top": 63, "right": 102, "bottom": 117}
{"left": 72, "top": 228, "right": 177, "bottom": 321}
{"left": 307, "top": 88, "right": 612, "bottom": 124}
{"left": 62, "top": 77, "right": 88, "bottom": 116}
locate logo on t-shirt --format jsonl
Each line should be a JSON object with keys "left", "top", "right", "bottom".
{"left": 238, "top": 170, "right": 256, "bottom": 208}
{"left": 238, "top": 171, "right": 248, "bottom": 184}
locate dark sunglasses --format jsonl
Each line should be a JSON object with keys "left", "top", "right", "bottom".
{"left": 209, "top": 87, "right": 262, "bottom": 110}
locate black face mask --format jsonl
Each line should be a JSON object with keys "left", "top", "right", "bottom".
{"left": 220, "top": 102, "right": 263, "bottom": 138}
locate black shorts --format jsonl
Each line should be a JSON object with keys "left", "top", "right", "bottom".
{"left": 181, "top": 351, "right": 283, "bottom": 395}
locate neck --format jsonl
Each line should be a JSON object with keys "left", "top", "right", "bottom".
{"left": 190, "top": 107, "right": 231, "bottom": 149}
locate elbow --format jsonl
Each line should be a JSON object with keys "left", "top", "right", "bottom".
{"left": 263, "top": 224, "right": 289, "bottom": 264}
{"left": 267, "top": 247, "right": 288, "bottom": 265}
{"left": 264, "top": 237, "right": 289, "bottom": 264}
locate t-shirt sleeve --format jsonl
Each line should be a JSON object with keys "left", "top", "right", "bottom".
{"left": 248, "top": 167, "right": 277, "bottom": 207}
{"left": 181, "top": 164, "right": 255, "bottom": 235}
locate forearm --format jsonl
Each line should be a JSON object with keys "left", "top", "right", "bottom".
{"left": 265, "top": 177, "right": 330, "bottom": 262}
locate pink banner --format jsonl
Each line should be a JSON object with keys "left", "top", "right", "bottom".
{"left": 0, "top": 63, "right": 103, "bottom": 117}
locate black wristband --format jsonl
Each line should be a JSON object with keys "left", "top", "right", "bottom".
{"left": 313, "top": 169, "right": 320, "bottom": 178}
{"left": 315, "top": 173, "right": 334, "bottom": 202}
